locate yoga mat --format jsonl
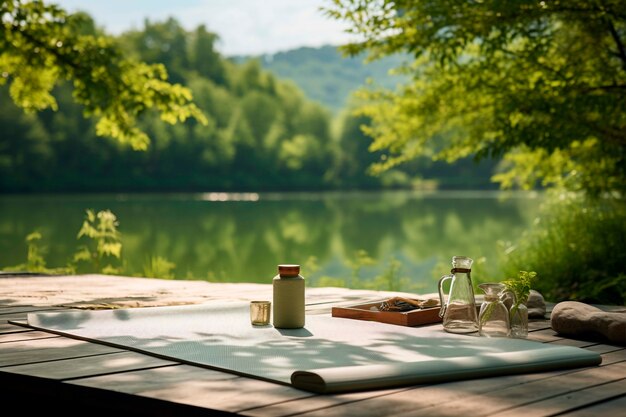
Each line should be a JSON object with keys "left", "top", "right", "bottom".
{"left": 26, "top": 302, "right": 601, "bottom": 393}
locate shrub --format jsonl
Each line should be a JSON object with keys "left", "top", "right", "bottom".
{"left": 502, "top": 193, "right": 626, "bottom": 305}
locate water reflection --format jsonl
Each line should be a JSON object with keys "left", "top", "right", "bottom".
{"left": 0, "top": 191, "right": 541, "bottom": 293}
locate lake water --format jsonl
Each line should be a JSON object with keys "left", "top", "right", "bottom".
{"left": 0, "top": 191, "right": 542, "bottom": 294}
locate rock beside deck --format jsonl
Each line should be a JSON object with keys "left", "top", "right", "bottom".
{"left": 551, "top": 301, "right": 626, "bottom": 345}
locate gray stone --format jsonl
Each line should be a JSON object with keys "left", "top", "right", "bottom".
{"left": 551, "top": 301, "right": 626, "bottom": 346}
{"left": 527, "top": 289, "right": 546, "bottom": 319}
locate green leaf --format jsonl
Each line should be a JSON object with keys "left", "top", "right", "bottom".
{"left": 1, "top": 0, "right": 207, "bottom": 148}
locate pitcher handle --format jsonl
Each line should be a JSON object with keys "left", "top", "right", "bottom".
{"left": 502, "top": 289, "right": 517, "bottom": 306}
{"left": 438, "top": 274, "right": 453, "bottom": 318}
{"left": 503, "top": 289, "right": 518, "bottom": 316}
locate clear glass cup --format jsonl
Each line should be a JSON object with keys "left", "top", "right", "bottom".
{"left": 478, "top": 283, "right": 511, "bottom": 337}
{"left": 250, "top": 300, "right": 271, "bottom": 326}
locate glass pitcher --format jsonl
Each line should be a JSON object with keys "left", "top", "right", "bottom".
{"left": 437, "top": 256, "right": 479, "bottom": 333}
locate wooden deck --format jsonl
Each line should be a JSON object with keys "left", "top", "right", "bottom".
{"left": 0, "top": 274, "right": 624, "bottom": 416}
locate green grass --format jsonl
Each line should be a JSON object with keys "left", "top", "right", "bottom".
{"left": 501, "top": 192, "right": 626, "bottom": 305}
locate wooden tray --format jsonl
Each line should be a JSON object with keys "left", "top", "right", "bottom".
{"left": 331, "top": 300, "right": 443, "bottom": 327}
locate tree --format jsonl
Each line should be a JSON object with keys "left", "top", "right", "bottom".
{"left": 120, "top": 18, "right": 190, "bottom": 84}
{"left": 326, "top": 0, "right": 626, "bottom": 196}
{"left": 0, "top": 0, "right": 207, "bottom": 150}
{"left": 336, "top": 111, "right": 380, "bottom": 183}
{"left": 0, "top": 88, "right": 53, "bottom": 189}
{"left": 191, "top": 25, "right": 227, "bottom": 86}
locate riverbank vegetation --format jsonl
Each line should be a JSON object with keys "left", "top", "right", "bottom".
{"left": 501, "top": 193, "right": 626, "bottom": 305}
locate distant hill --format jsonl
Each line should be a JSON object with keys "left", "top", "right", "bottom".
{"left": 236, "top": 45, "right": 410, "bottom": 113}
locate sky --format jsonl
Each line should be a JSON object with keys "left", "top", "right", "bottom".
{"left": 53, "top": 0, "right": 354, "bottom": 56}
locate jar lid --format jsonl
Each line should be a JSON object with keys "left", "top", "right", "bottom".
{"left": 278, "top": 264, "right": 300, "bottom": 276}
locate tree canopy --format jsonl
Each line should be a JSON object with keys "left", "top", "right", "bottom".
{"left": 0, "top": 0, "right": 207, "bottom": 150}
{"left": 326, "top": 0, "right": 626, "bottom": 196}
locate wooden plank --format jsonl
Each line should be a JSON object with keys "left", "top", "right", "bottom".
{"left": 0, "top": 306, "right": 63, "bottom": 315}
{"left": 69, "top": 364, "right": 313, "bottom": 414}
{"left": 526, "top": 328, "right": 563, "bottom": 343}
{"left": 559, "top": 394, "right": 626, "bottom": 417}
{"left": 2, "top": 351, "right": 178, "bottom": 380}
{"left": 527, "top": 320, "right": 552, "bottom": 331}
{"left": 0, "top": 330, "right": 59, "bottom": 343}
{"left": 600, "top": 348, "right": 626, "bottom": 362}
{"left": 0, "top": 336, "right": 123, "bottom": 367}
{"left": 549, "top": 338, "right": 598, "bottom": 348}
{"left": 0, "top": 314, "right": 28, "bottom": 323}
{"left": 244, "top": 386, "right": 415, "bottom": 417}
{"left": 0, "top": 303, "right": 35, "bottom": 309}
{"left": 592, "top": 349, "right": 626, "bottom": 365}
{"left": 0, "top": 305, "right": 65, "bottom": 335}
{"left": 583, "top": 344, "right": 624, "bottom": 354}
{"left": 0, "top": 322, "right": 31, "bottom": 334}
{"left": 494, "top": 379, "right": 626, "bottom": 417}
{"left": 591, "top": 304, "right": 626, "bottom": 313}
{"left": 381, "top": 361, "right": 626, "bottom": 417}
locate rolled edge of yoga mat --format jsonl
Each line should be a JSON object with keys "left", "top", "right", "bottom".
{"left": 291, "top": 346, "right": 602, "bottom": 394}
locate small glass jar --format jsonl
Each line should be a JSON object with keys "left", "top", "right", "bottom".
{"left": 510, "top": 303, "right": 529, "bottom": 338}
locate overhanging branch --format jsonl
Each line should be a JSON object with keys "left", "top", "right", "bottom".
{"left": 606, "top": 19, "right": 626, "bottom": 72}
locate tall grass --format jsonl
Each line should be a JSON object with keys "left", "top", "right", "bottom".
{"left": 501, "top": 193, "right": 626, "bottom": 305}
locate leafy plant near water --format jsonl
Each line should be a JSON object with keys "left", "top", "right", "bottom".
{"left": 73, "top": 210, "right": 123, "bottom": 274}
{"left": 372, "top": 258, "right": 408, "bottom": 292}
{"left": 141, "top": 256, "right": 176, "bottom": 279}
{"left": 5, "top": 231, "right": 69, "bottom": 274}
{"left": 18, "top": 232, "right": 47, "bottom": 272}
{"left": 502, "top": 193, "right": 626, "bottom": 305}
{"left": 346, "top": 249, "right": 377, "bottom": 288}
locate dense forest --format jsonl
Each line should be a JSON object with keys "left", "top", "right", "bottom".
{"left": 0, "top": 15, "right": 498, "bottom": 193}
